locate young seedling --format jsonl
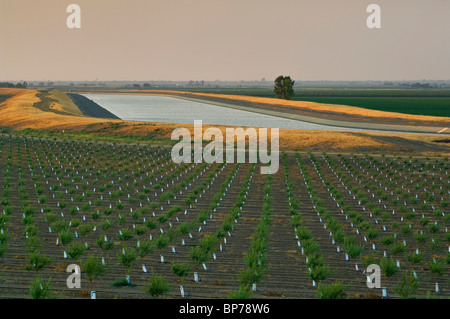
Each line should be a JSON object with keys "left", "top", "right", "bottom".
{"left": 316, "top": 282, "right": 347, "bottom": 299}
{"left": 380, "top": 258, "right": 398, "bottom": 277}
{"left": 81, "top": 254, "right": 107, "bottom": 296}
{"left": 144, "top": 272, "right": 171, "bottom": 299}
{"left": 26, "top": 252, "right": 51, "bottom": 274}
{"left": 117, "top": 246, "right": 137, "bottom": 284}
{"left": 29, "top": 276, "right": 53, "bottom": 299}
{"left": 394, "top": 270, "right": 419, "bottom": 299}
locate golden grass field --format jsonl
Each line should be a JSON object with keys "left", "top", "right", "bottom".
{"left": 0, "top": 88, "right": 448, "bottom": 155}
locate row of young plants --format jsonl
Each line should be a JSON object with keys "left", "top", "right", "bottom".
{"left": 340, "top": 154, "right": 448, "bottom": 215}
{"left": 342, "top": 154, "right": 449, "bottom": 218}
{"left": 294, "top": 154, "right": 341, "bottom": 292}
{"left": 334, "top": 154, "right": 448, "bottom": 246}
{"left": 31, "top": 140, "right": 183, "bottom": 217}
{"left": 52, "top": 162, "right": 223, "bottom": 290}
{"left": 150, "top": 162, "right": 255, "bottom": 298}
{"left": 299, "top": 153, "right": 426, "bottom": 298}
{"left": 0, "top": 138, "right": 13, "bottom": 263}
{"left": 110, "top": 159, "right": 239, "bottom": 292}
{"left": 15, "top": 138, "right": 54, "bottom": 298}
{"left": 320, "top": 154, "right": 420, "bottom": 283}
{"left": 111, "top": 161, "right": 244, "bottom": 297}
{"left": 0, "top": 136, "right": 54, "bottom": 298}
{"left": 189, "top": 163, "right": 243, "bottom": 272}
{"left": 45, "top": 161, "right": 208, "bottom": 249}
{"left": 333, "top": 154, "right": 449, "bottom": 281}
{"left": 335, "top": 154, "right": 449, "bottom": 257}
{"left": 323, "top": 153, "right": 449, "bottom": 296}
{"left": 229, "top": 164, "right": 270, "bottom": 298}
{"left": 78, "top": 160, "right": 231, "bottom": 297}
{"left": 282, "top": 153, "right": 346, "bottom": 298}
{"left": 0, "top": 136, "right": 207, "bottom": 297}
{"left": 307, "top": 154, "right": 370, "bottom": 261}
{"left": 26, "top": 135, "right": 179, "bottom": 201}
{"left": 3, "top": 136, "right": 217, "bottom": 297}
{"left": 311, "top": 154, "right": 427, "bottom": 286}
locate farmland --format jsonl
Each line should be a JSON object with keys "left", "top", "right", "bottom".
{"left": 290, "top": 97, "right": 450, "bottom": 118}
{"left": 137, "top": 86, "right": 450, "bottom": 117}
{"left": 0, "top": 133, "right": 448, "bottom": 299}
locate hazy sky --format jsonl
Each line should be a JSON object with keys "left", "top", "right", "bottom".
{"left": 1, "top": 0, "right": 450, "bottom": 82}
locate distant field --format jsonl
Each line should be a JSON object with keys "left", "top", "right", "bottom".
{"left": 291, "top": 97, "right": 450, "bottom": 117}
{"left": 164, "top": 88, "right": 450, "bottom": 117}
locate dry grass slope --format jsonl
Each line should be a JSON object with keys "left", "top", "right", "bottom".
{"left": 0, "top": 88, "right": 448, "bottom": 155}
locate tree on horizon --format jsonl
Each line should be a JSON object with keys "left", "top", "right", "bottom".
{"left": 274, "top": 75, "right": 295, "bottom": 100}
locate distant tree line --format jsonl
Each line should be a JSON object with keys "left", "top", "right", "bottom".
{"left": 0, "top": 81, "right": 28, "bottom": 88}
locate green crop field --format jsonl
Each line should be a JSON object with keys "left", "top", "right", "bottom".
{"left": 291, "top": 97, "right": 450, "bottom": 117}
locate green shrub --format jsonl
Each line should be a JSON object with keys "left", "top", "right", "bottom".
{"left": 345, "top": 243, "right": 364, "bottom": 258}
{"left": 112, "top": 277, "right": 136, "bottom": 287}
{"left": 429, "top": 260, "right": 446, "bottom": 276}
{"left": 380, "top": 258, "right": 398, "bottom": 277}
{"left": 91, "top": 210, "right": 101, "bottom": 220}
{"left": 144, "top": 273, "right": 171, "bottom": 299}
{"left": 391, "top": 242, "right": 405, "bottom": 255}
{"left": 100, "top": 219, "right": 113, "bottom": 231}
{"left": 145, "top": 219, "right": 157, "bottom": 230}
{"left": 44, "top": 213, "right": 58, "bottom": 224}
{"left": 367, "top": 228, "right": 380, "bottom": 239}
{"left": 58, "top": 230, "right": 74, "bottom": 246}
{"left": 29, "top": 276, "right": 53, "bottom": 299}
{"left": 154, "top": 235, "right": 170, "bottom": 249}
{"left": 190, "top": 246, "right": 209, "bottom": 265}
{"left": 428, "top": 224, "right": 439, "bottom": 234}
{"left": 400, "top": 224, "right": 411, "bottom": 235}
{"left": 51, "top": 220, "right": 69, "bottom": 233}
{"left": 117, "top": 247, "right": 137, "bottom": 276}
{"left": 136, "top": 239, "right": 154, "bottom": 258}
{"left": 81, "top": 255, "right": 107, "bottom": 289}
{"left": 135, "top": 225, "right": 148, "bottom": 236}
{"left": 309, "top": 265, "right": 334, "bottom": 281}
{"left": 394, "top": 270, "right": 419, "bottom": 299}
{"left": 407, "top": 252, "right": 423, "bottom": 264}
{"left": 419, "top": 217, "right": 430, "bottom": 226}
{"left": 302, "top": 239, "right": 320, "bottom": 255}
{"left": 78, "top": 224, "right": 92, "bottom": 237}
{"left": 67, "top": 242, "right": 85, "bottom": 260}
{"left": 70, "top": 218, "right": 82, "bottom": 228}
{"left": 26, "top": 252, "right": 51, "bottom": 273}
{"left": 316, "top": 282, "right": 347, "bottom": 299}
{"left": 414, "top": 232, "right": 427, "bottom": 244}
{"left": 171, "top": 262, "right": 191, "bottom": 281}
{"left": 380, "top": 236, "right": 394, "bottom": 246}
{"left": 290, "top": 215, "right": 302, "bottom": 228}
{"left": 297, "top": 227, "right": 313, "bottom": 240}
{"left": 229, "top": 285, "right": 253, "bottom": 299}
{"left": 118, "top": 228, "right": 133, "bottom": 241}
{"left": 96, "top": 236, "right": 115, "bottom": 251}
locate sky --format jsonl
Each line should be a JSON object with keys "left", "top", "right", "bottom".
{"left": 1, "top": 0, "right": 450, "bottom": 82}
